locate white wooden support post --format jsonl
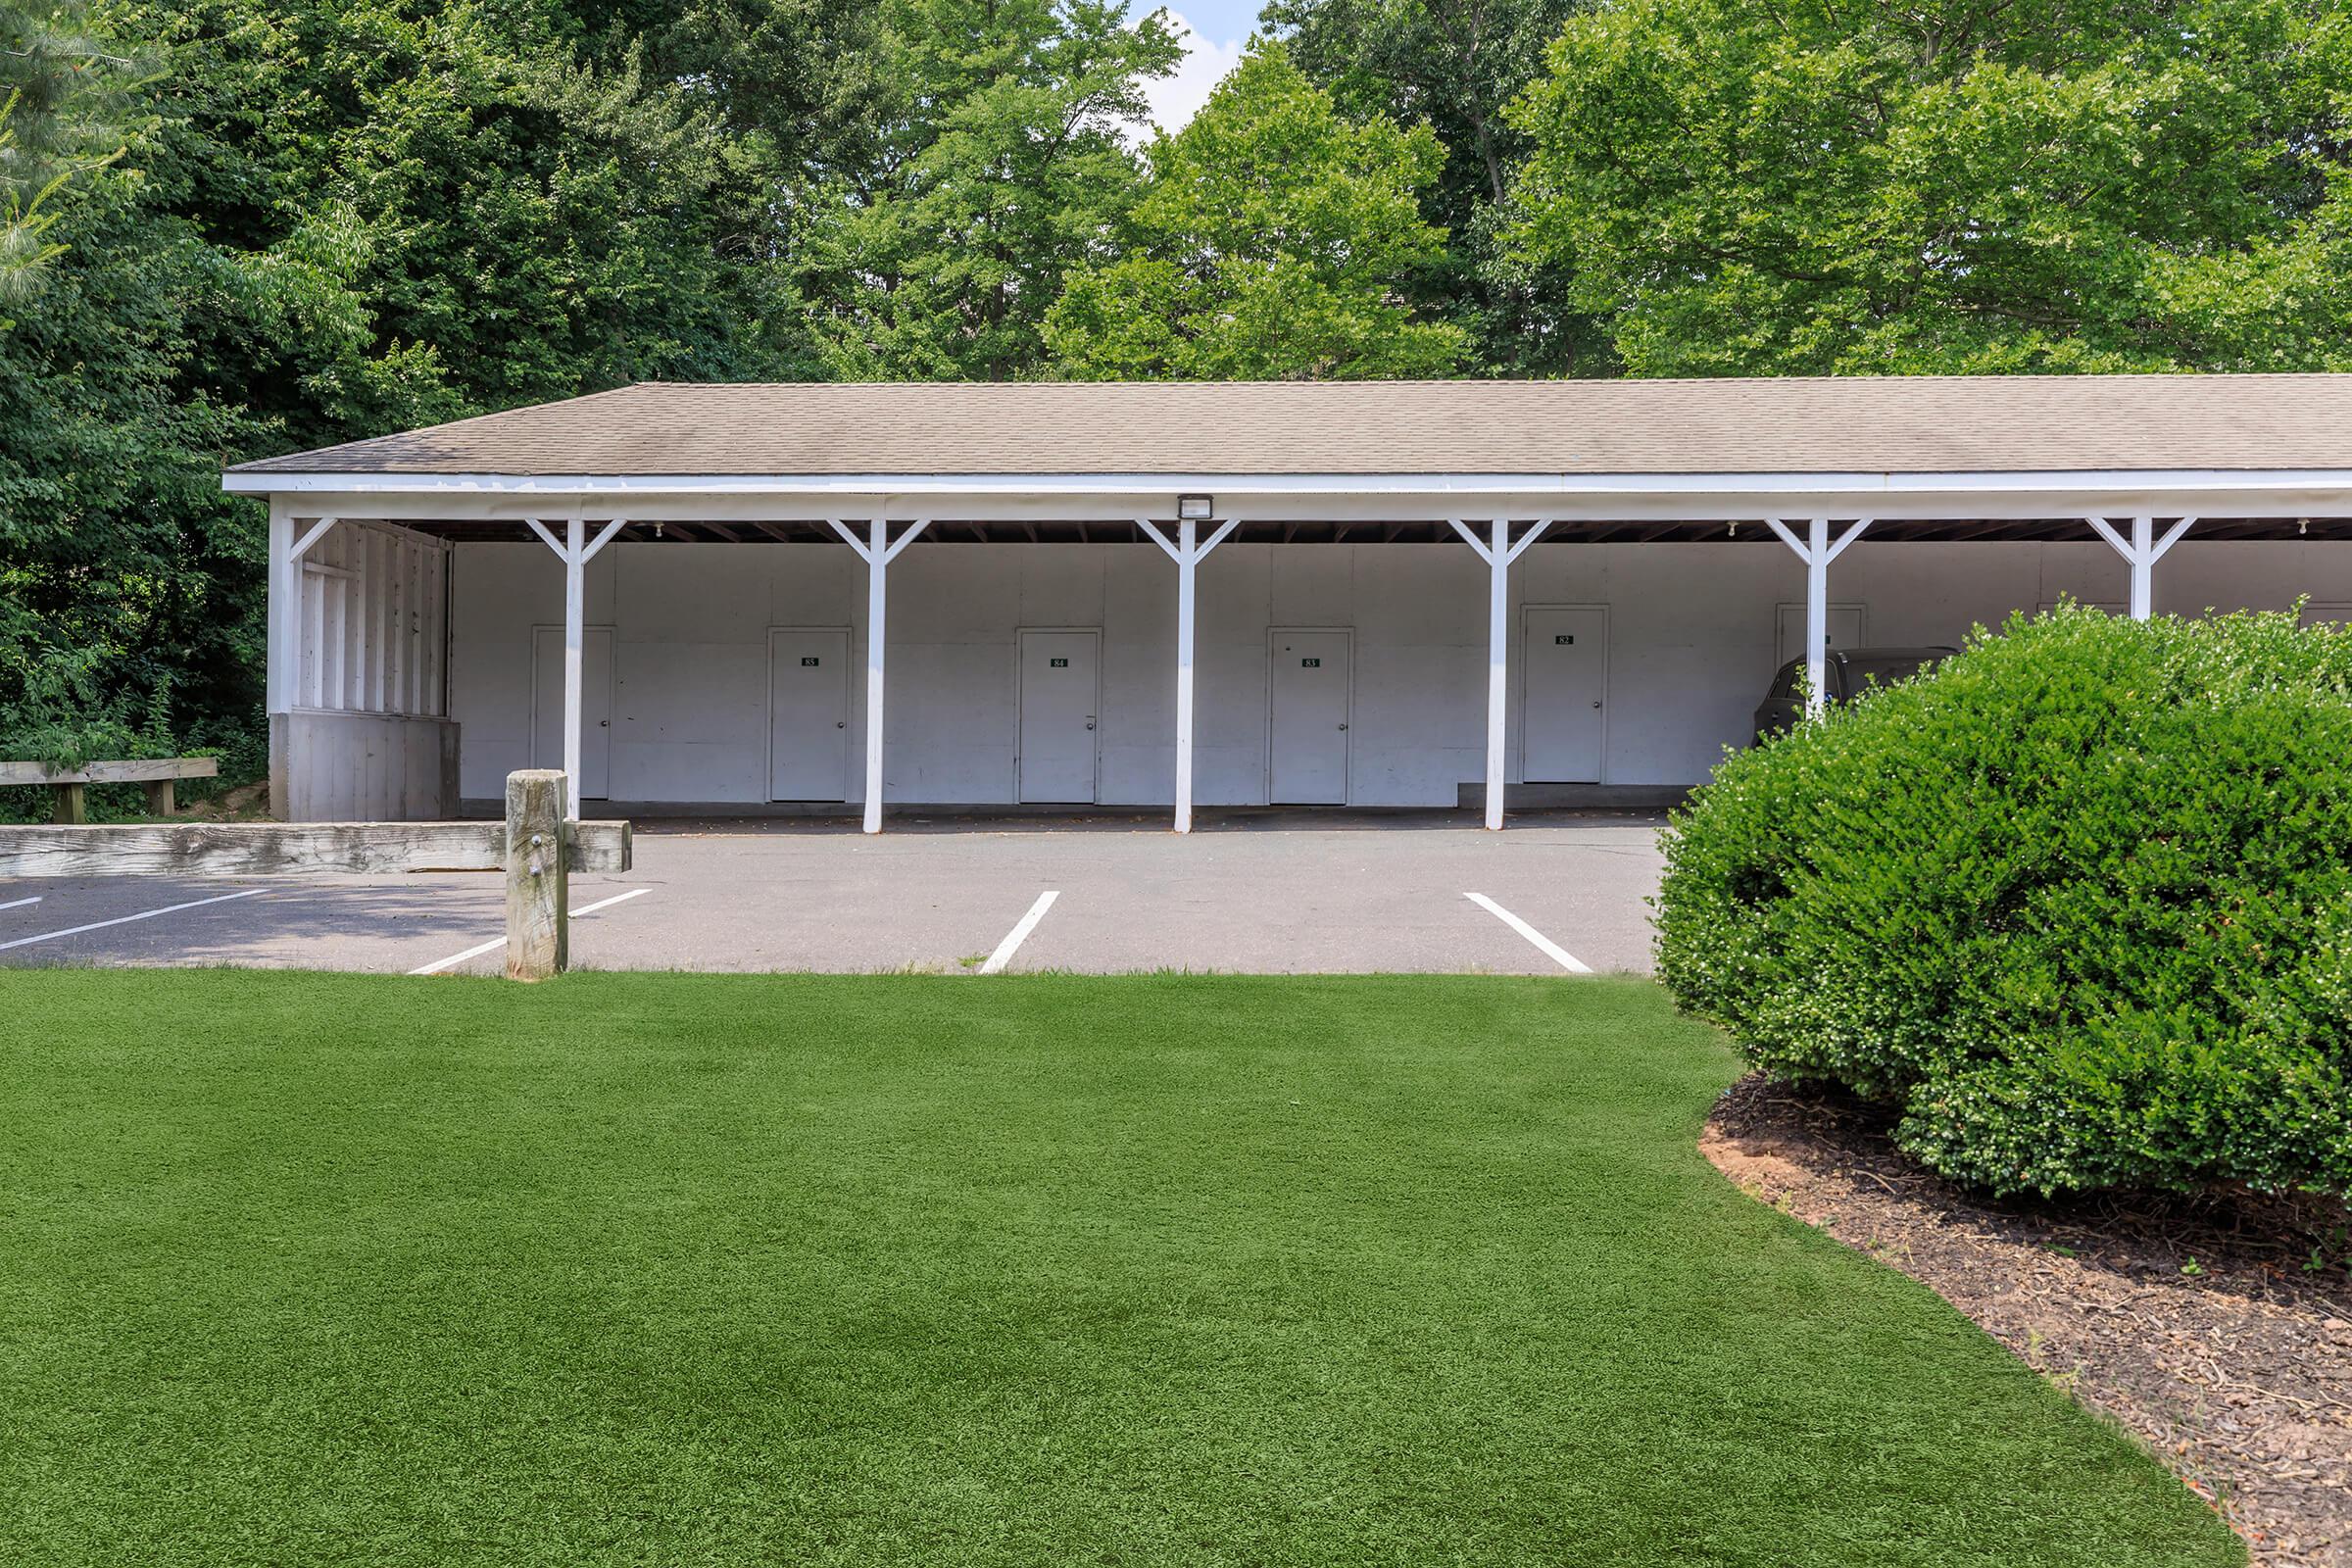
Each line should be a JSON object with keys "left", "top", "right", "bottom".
{"left": 564, "top": 516, "right": 585, "bottom": 822}
{"left": 1447, "top": 516, "right": 1551, "bottom": 829}
{"left": 827, "top": 516, "right": 932, "bottom": 834}
{"left": 267, "top": 504, "right": 295, "bottom": 729}
{"left": 267, "top": 510, "right": 343, "bottom": 821}
{"left": 1805, "top": 515, "right": 1830, "bottom": 716}
{"left": 862, "top": 517, "right": 886, "bottom": 831}
{"left": 504, "top": 768, "right": 568, "bottom": 980}
{"left": 1764, "top": 516, "right": 1874, "bottom": 717}
{"left": 2132, "top": 516, "right": 2154, "bottom": 621}
{"left": 2086, "top": 515, "right": 2196, "bottom": 621}
{"left": 1138, "top": 514, "right": 1241, "bottom": 833}
{"left": 524, "top": 515, "right": 628, "bottom": 820}
{"left": 268, "top": 510, "right": 288, "bottom": 714}
{"left": 270, "top": 514, "right": 340, "bottom": 713}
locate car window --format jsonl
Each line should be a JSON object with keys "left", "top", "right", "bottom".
{"left": 1847, "top": 655, "right": 1933, "bottom": 690}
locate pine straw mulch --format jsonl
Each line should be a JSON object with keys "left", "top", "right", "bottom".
{"left": 1702, "top": 1074, "right": 2352, "bottom": 1568}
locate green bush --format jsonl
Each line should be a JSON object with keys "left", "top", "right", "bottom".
{"left": 1655, "top": 607, "right": 2352, "bottom": 1201}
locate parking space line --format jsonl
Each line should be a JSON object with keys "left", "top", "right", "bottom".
{"left": 979, "top": 891, "right": 1058, "bottom": 975}
{"left": 408, "top": 887, "right": 654, "bottom": 976}
{"left": 1463, "top": 892, "right": 1592, "bottom": 974}
{"left": 0, "top": 895, "right": 41, "bottom": 913}
{"left": 570, "top": 888, "right": 654, "bottom": 919}
{"left": 0, "top": 888, "right": 269, "bottom": 954}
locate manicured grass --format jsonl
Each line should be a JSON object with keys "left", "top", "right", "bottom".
{"left": 2, "top": 970, "right": 2239, "bottom": 1567}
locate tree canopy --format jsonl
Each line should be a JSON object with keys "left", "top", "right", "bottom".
{"left": 1045, "top": 41, "right": 1465, "bottom": 379}
{"left": 0, "top": 0, "right": 141, "bottom": 303}
{"left": 1506, "top": 0, "right": 2352, "bottom": 374}
{"left": 802, "top": 0, "right": 1180, "bottom": 380}
{"left": 1265, "top": 0, "right": 1599, "bottom": 374}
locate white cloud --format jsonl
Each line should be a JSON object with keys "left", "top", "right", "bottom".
{"left": 1140, "top": 12, "right": 1245, "bottom": 136}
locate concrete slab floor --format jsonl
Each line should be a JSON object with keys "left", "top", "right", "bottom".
{"left": 0, "top": 811, "right": 1667, "bottom": 978}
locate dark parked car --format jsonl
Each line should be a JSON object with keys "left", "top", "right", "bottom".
{"left": 1752, "top": 646, "right": 1956, "bottom": 745}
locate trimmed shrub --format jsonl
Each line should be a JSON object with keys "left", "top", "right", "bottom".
{"left": 1655, "top": 607, "right": 2352, "bottom": 1200}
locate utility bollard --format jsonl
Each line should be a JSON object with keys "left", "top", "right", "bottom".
{"left": 504, "top": 769, "right": 567, "bottom": 980}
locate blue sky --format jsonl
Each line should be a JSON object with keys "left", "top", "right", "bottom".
{"left": 1150, "top": 0, "right": 1264, "bottom": 42}
{"left": 1130, "top": 0, "right": 1263, "bottom": 130}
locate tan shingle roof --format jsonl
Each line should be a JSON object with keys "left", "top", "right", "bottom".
{"left": 227, "top": 375, "right": 2352, "bottom": 478}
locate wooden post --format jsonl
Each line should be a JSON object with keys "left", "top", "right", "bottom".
{"left": 1805, "top": 515, "right": 1830, "bottom": 718}
{"left": 53, "top": 783, "right": 87, "bottom": 824}
{"left": 1764, "top": 516, "right": 1874, "bottom": 719}
{"left": 1137, "top": 514, "right": 1240, "bottom": 833}
{"left": 2086, "top": 516, "right": 2194, "bottom": 624}
{"left": 564, "top": 516, "right": 586, "bottom": 822}
{"left": 825, "top": 516, "right": 931, "bottom": 835}
{"left": 861, "top": 516, "right": 889, "bottom": 834}
{"left": 1173, "top": 517, "right": 1199, "bottom": 832}
{"left": 1446, "top": 516, "right": 1552, "bottom": 829}
{"left": 1484, "top": 517, "right": 1509, "bottom": 829}
{"left": 143, "top": 779, "right": 174, "bottom": 816}
{"left": 504, "top": 769, "right": 567, "bottom": 980}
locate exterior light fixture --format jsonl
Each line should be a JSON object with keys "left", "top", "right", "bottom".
{"left": 1177, "top": 494, "right": 1213, "bottom": 520}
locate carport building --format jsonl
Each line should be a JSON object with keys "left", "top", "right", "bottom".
{"left": 221, "top": 375, "right": 2352, "bottom": 828}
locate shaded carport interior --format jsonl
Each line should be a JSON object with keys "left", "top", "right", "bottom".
{"left": 225, "top": 374, "right": 2352, "bottom": 829}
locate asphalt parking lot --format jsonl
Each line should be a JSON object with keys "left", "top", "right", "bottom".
{"left": 0, "top": 811, "right": 1667, "bottom": 977}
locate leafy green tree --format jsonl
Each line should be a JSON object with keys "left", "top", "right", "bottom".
{"left": 800, "top": 0, "right": 1180, "bottom": 380}
{"left": 1507, "top": 0, "right": 2352, "bottom": 375}
{"left": 2, "top": 0, "right": 835, "bottom": 782}
{"left": 1044, "top": 40, "right": 1466, "bottom": 379}
{"left": 638, "top": 0, "right": 900, "bottom": 185}
{"left": 0, "top": 0, "right": 142, "bottom": 302}
{"left": 130, "top": 0, "right": 823, "bottom": 426}
{"left": 0, "top": 161, "right": 270, "bottom": 771}
{"left": 1266, "top": 0, "right": 1601, "bottom": 374}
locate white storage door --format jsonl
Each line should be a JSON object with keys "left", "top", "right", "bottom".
{"left": 769, "top": 629, "right": 850, "bottom": 801}
{"left": 1017, "top": 629, "right": 1101, "bottom": 804}
{"left": 1522, "top": 607, "right": 1607, "bottom": 783}
{"left": 1268, "top": 630, "right": 1351, "bottom": 805}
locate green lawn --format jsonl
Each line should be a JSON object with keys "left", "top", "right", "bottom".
{"left": 3, "top": 970, "right": 2239, "bottom": 1567}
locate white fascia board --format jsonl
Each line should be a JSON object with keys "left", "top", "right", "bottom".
{"left": 222, "top": 470, "right": 2352, "bottom": 528}
{"left": 222, "top": 466, "right": 2352, "bottom": 499}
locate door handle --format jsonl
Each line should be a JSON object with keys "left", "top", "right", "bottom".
{"left": 1338, "top": 722, "right": 1348, "bottom": 731}
{"left": 1085, "top": 719, "right": 1096, "bottom": 730}
{"left": 599, "top": 719, "right": 610, "bottom": 727}
{"left": 836, "top": 720, "right": 846, "bottom": 728}
{"left": 1592, "top": 701, "right": 1602, "bottom": 709}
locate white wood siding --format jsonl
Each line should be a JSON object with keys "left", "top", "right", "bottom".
{"left": 446, "top": 538, "right": 2352, "bottom": 806}
{"left": 296, "top": 520, "right": 449, "bottom": 718}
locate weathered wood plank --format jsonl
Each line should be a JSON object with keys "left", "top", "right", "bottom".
{"left": 0, "top": 819, "right": 629, "bottom": 877}
{"left": 0, "top": 758, "right": 220, "bottom": 787}
{"left": 504, "top": 770, "right": 566, "bottom": 980}
{"left": 572, "top": 821, "right": 629, "bottom": 873}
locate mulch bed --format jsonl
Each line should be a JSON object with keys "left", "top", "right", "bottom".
{"left": 1703, "top": 1074, "right": 2352, "bottom": 1568}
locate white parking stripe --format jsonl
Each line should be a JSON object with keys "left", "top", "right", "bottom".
{"left": 568, "top": 888, "right": 654, "bottom": 919}
{"left": 1463, "top": 892, "right": 1592, "bottom": 974}
{"left": 407, "top": 887, "right": 653, "bottom": 976}
{"left": 978, "top": 891, "right": 1058, "bottom": 975}
{"left": 0, "top": 888, "right": 269, "bottom": 954}
{"left": 0, "top": 895, "right": 42, "bottom": 913}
